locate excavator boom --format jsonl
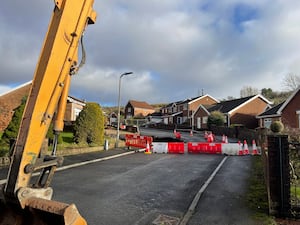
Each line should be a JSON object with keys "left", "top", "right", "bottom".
{"left": 0, "top": 0, "right": 96, "bottom": 224}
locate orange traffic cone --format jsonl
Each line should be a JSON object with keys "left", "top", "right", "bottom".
{"left": 144, "top": 142, "right": 152, "bottom": 154}
{"left": 252, "top": 140, "right": 259, "bottom": 155}
{"left": 207, "top": 133, "right": 213, "bottom": 143}
{"left": 243, "top": 140, "right": 249, "bottom": 155}
{"left": 225, "top": 136, "right": 228, "bottom": 143}
{"left": 222, "top": 134, "right": 226, "bottom": 143}
{"left": 204, "top": 131, "right": 208, "bottom": 139}
{"left": 238, "top": 141, "right": 244, "bottom": 155}
{"left": 190, "top": 130, "right": 193, "bottom": 136}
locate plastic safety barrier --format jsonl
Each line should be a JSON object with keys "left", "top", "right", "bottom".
{"left": 125, "top": 134, "right": 153, "bottom": 149}
{"left": 221, "top": 143, "right": 240, "bottom": 155}
{"left": 168, "top": 142, "right": 185, "bottom": 154}
{"left": 152, "top": 142, "right": 168, "bottom": 153}
{"left": 188, "top": 142, "right": 222, "bottom": 154}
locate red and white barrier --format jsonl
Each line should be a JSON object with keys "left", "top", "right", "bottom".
{"left": 125, "top": 134, "right": 153, "bottom": 149}
{"left": 221, "top": 143, "right": 240, "bottom": 155}
{"left": 188, "top": 142, "right": 222, "bottom": 154}
{"left": 150, "top": 135, "right": 260, "bottom": 156}
{"left": 168, "top": 142, "right": 185, "bottom": 154}
{"left": 152, "top": 142, "right": 168, "bottom": 153}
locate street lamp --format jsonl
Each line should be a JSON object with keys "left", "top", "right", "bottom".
{"left": 116, "top": 72, "right": 133, "bottom": 148}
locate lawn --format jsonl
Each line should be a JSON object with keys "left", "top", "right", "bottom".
{"left": 246, "top": 156, "right": 276, "bottom": 224}
{"left": 60, "top": 132, "right": 74, "bottom": 144}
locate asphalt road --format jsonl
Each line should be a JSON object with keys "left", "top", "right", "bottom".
{"left": 51, "top": 153, "right": 226, "bottom": 225}
{"left": 0, "top": 128, "right": 258, "bottom": 225}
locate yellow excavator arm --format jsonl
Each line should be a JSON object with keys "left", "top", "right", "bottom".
{"left": 0, "top": 0, "right": 96, "bottom": 224}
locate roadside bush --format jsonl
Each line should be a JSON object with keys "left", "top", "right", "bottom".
{"left": 73, "top": 102, "right": 104, "bottom": 146}
{"left": 207, "top": 111, "right": 225, "bottom": 129}
{"left": 270, "top": 121, "right": 284, "bottom": 133}
{"left": 46, "top": 122, "right": 63, "bottom": 145}
{"left": 0, "top": 97, "right": 26, "bottom": 146}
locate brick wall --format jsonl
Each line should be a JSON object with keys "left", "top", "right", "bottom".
{"left": 0, "top": 83, "right": 31, "bottom": 131}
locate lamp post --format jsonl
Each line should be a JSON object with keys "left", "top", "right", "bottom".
{"left": 116, "top": 72, "right": 133, "bottom": 148}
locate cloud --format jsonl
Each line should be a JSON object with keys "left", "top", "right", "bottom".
{"left": 1, "top": 0, "right": 300, "bottom": 105}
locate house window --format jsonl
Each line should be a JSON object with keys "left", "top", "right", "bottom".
{"left": 183, "top": 104, "right": 188, "bottom": 110}
{"left": 128, "top": 107, "right": 132, "bottom": 113}
{"left": 264, "top": 118, "right": 272, "bottom": 128}
{"left": 177, "top": 117, "right": 182, "bottom": 124}
{"left": 74, "top": 108, "right": 81, "bottom": 120}
{"left": 202, "top": 116, "right": 208, "bottom": 124}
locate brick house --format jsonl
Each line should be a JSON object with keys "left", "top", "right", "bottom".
{"left": 108, "top": 112, "right": 117, "bottom": 126}
{"left": 193, "top": 95, "right": 272, "bottom": 129}
{"left": 257, "top": 87, "right": 300, "bottom": 129}
{"left": 124, "top": 100, "right": 155, "bottom": 119}
{"left": 161, "top": 95, "right": 218, "bottom": 126}
{"left": 0, "top": 81, "right": 85, "bottom": 131}
{"left": 0, "top": 81, "right": 31, "bottom": 131}
{"left": 65, "top": 96, "right": 86, "bottom": 122}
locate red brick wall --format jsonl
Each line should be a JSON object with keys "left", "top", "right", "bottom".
{"left": 0, "top": 83, "right": 31, "bottom": 131}
{"left": 281, "top": 91, "right": 300, "bottom": 128}
{"left": 230, "top": 97, "right": 268, "bottom": 129}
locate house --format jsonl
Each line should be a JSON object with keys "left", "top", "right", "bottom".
{"left": 124, "top": 100, "right": 155, "bottom": 119}
{"left": 161, "top": 95, "right": 219, "bottom": 126}
{"left": 0, "top": 81, "right": 31, "bottom": 131}
{"left": 193, "top": 95, "right": 272, "bottom": 129}
{"left": 65, "top": 96, "right": 86, "bottom": 122}
{"left": 257, "top": 87, "right": 300, "bottom": 129}
{"left": 108, "top": 112, "right": 118, "bottom": 126}
{"left": 146, "top": 112, "right": 163, "bottom": 124}
{"left": 0, "top": 81, "right": 85, "bottom": 131}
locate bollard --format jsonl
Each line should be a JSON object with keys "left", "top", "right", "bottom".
{"left": 104, "top": 139, "right": 109, "bottom": 151}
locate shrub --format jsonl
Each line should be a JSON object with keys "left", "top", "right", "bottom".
{"left": 1, "top": 97, "right": 26, "bottom": 146}
{"left": 207, "top": 111, "right": 225, "bottom": 129}
{"left": 270, "top": 121, "right": 284, "bottom": 133}
{"left": 73, "top": 102, "right": 104, "bottom": 146}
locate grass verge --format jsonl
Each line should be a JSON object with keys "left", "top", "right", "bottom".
{"left": 246, "top": 156, "right": 277, "bottom": 225}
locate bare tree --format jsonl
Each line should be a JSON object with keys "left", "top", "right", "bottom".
{"left": 240, "top": 86, "right": 259, "bottom": 98}
{"left": 282, "top": 73, "right": 300, "bottom": 91}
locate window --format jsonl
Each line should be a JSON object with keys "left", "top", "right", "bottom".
{"left": 128, "top": 107, "right": 132, "bottom": 113}
{"left": 74, "top": 108, "right": 81, "bottom": 120}
{"left": 177, "top": 117, "right": 182, "bottom": 124}
{"left": 202, "top": 116, "right": 208, "bottom": 124}
{"left": 264, "top": 118, "right": 272, "bottom": 128}
{"left": 183, "top": 103, "right": 188, "bottom": 110}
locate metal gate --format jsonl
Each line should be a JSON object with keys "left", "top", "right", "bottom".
{"left": 266, "top": 135, "right": 300, "bottom": 218}
{"left": 289, "top": 141, "right": 300, "bottom": 217}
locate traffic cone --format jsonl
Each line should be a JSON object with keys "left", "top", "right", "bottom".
{"left": 207, "top": 133, "right": 213, "bottom": 143}
{"left": 238, "top": 141, "right": 244, "bottom": 155}
{"left": 144, "top": 142, "right": 152, "bottom": 154}
{"left": 190, "top": 130, "right": 193, "bottom": 136}
{"left": 222, "top": 134, "right": 226, "bottom": 143}
{"left": 225, "top": 136, "right": 228, "bottom": 143}
{"left": 252, "top": 140, "right": 259, "bottom": 155}
{"left": 243, "top": 140, "right": 249, "bottom": 155}
{"left": 204, "top": 131, "right": 208, "bottom": 139}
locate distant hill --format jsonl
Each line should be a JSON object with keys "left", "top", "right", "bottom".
{"left": 102, "top": 103, "right": 166, "bottom": 116}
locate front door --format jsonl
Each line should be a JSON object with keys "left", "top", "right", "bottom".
{"left": 197, "top": 117, "right": 201, "bottom": 129}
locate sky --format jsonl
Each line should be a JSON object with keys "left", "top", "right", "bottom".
{"left": 1, "top": 0, "right": 300, "bottom": 106}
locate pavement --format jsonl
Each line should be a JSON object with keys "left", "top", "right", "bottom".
{"left": 0, "top": 147, "right": 262, "bottom": 225}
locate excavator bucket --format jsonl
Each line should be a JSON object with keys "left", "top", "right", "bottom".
{"left": 0, "top": 197, "right": 87, "bottom": 225}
